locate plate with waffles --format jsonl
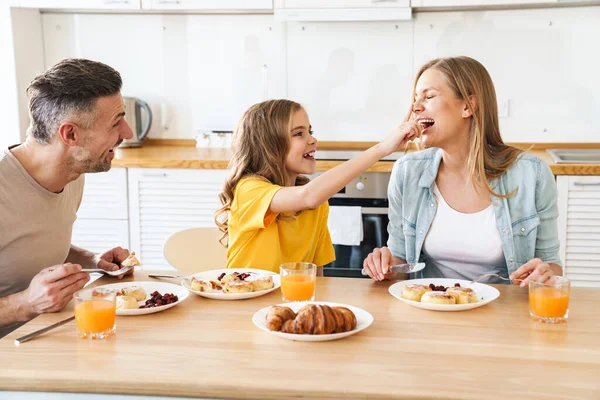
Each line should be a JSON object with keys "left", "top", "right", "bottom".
{"left": 388, "top": 278, "right": 500, "bottom": 311}
{"left": 181, "top": 268, "right": 280, "bottom": 300}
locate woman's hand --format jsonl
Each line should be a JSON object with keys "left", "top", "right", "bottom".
{"left": 363, "top": 247, "right": 397, "bottom": 281}
{"left": 509, "top": 258, "right": 555, "bottom": 287}
{"left": 377, "top": 120, "right": 422, "bottom": 156}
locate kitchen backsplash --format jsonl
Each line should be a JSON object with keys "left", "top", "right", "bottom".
{"left": 40, "top": 6, "right": 600, "bottom": 143}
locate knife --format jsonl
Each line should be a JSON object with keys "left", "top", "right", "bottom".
{"left": 14, "top": 315, "right": 75, "bottom": 346}
{"left": 361, "top": 262, "right": 425, "bottom": 276}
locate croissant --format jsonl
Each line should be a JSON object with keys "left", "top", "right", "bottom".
{"left": 281, "top": 305, "right": 357, "bottom": 335}
{"left": 265, "top": 306, "right": 296, "bottom": 331}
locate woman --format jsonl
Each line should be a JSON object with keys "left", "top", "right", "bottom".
{"left": 363, "top": 56, "right": 561, "bottom": 286}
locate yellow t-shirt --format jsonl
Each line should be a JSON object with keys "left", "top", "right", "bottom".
{"left": 226, "top": 176, "right": 335, "bottom": 273}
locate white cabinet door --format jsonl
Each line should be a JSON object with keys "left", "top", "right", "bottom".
{"left": 128, "top": 168, "right": 228, "bottom": 270}
{"left": 557, "top": 175, "right": 600, "bottom": 288}
{"left": 16, "top": 0, "right": 141, "bottom": 9}
{"left": 78, "top": 168, "right": 128, "bottom": 220}
{"left": 141, "top": 0, "right": 272, "bottom": 10}
{"left": 72, "top": 219, "right": 130, "bottom": 254}
{"left": 72, "top": 168, "right": 130, "bottom": 255}
{"left": 277, "top": 0, "right": 410, "bottom": 7}
{"left": 410, "top": 0, "right": 555, "bottom": 6}
{"left": 411, "top": 0, "right": 599, "bottom": 7}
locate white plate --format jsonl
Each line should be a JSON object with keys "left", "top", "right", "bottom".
{"left": 181, "top": 268, "right": 280, "bottom": 300}
{"left": 388, "top": 278, "right": 500, "bottom": 311}
{"left": 93, "top": 281, "right": 189, "bottom": 316}
{"left": 252, "top": 301, "right": 374, "bottom": 342}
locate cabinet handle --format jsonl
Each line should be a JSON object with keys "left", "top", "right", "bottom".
{"left": 155, "top": 0, "right": 181, "bottom": 4}
{"left": 371, "top": 0, "right": 398, "bottom": 3}
{"left": 573, "top": 181, "right": 600, "bottom": 186}
{"left": 102, "top": 0, "right": 130, "bottom": 4}
{"left": 141, "top": 172, "right": 168, "bottom": 177}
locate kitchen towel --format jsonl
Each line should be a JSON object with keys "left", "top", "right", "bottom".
{"left": 327, "top": 206, "right": 363, "bottom": 246}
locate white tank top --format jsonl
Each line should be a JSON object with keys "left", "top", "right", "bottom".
{"left": 422, "top": 183, "right": 508, "bottom": 283}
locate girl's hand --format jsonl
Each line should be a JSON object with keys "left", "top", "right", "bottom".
{"left": 509, "top": 258, "right": 554, "bottom": 287}
{"left": 363, "top": 247, "right": 396, "bottom": 281}
{"left": 378, "top": 120, "right": 422, "bottom": 155}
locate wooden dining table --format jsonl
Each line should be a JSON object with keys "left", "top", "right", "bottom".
{"left": 1, "top": 271, "right": 599, "bottom": 400}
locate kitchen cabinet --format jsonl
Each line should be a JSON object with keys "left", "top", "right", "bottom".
{"left": 410, "top": 0, "right": 599, "bottom": 8}
{"left": 13, "top": 0, "right": 141, "bottom": 10}
{"left": 72, "top": 168, "right": 130, "bottom": 253}
{"left": 557, "top": 175, "right": 600, "bottom": 288}
{"left": 128, "top": 168, "right": 228, "bottom": 270}
{"left": 275, "top": 0, "right": 410, "bottom": 7}
{"left": 141, "top": 0, "right": 273, "bottom": 11}
{"left": 274, "top": 0, "right": 411, "bottom": 21}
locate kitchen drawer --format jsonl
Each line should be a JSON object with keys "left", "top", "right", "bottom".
{"left": 72, "top": 219, "right": 129, "bottom": 254}
{"left": 78, "top": 168, "right": 128, "bottom": 220}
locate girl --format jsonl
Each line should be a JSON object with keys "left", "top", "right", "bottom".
{"left": 215, "top": 99, "right": 420, "bottom": 273}
{"left": 363, "top": 56, "right": 561, "bottom": 286}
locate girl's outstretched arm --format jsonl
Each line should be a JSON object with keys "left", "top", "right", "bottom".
{"left": 269, "top": 120, "right": 421, "bottom": 214}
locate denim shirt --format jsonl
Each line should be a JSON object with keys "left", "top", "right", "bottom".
{"left": 387, "top": 147, "right": 562, "bottom": 278}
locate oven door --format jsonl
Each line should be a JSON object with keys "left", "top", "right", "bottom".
{"left": 323, "top": 200, "right": 389, "bottom": 278}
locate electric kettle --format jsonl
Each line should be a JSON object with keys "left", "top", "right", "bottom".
{"left": 119, "top": 97, "right": 152, "bottom": 148}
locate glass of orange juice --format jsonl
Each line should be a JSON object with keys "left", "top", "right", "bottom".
{"left": 280, "top": 262, "right": 316, "bottom": 302}
{"left": 74, "top": 288, "right": 117, "bottom": 339}
{"left": 529, "top": 276, "right": 570, "bottom": 324}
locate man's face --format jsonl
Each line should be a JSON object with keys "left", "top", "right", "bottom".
{"left": 74, "top": 93, "right": 134, "bottom": 173}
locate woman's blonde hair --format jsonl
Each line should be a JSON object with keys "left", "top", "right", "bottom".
{"left": 413, "top": 56, "right": 522, "bottom": 197}
{"left": 214, "top": 99, "right": 309, "bottom": 245}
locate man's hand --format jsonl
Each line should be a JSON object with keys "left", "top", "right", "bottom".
{"left": 95, "top": 247, "right": 135, "bottom": 280}
{"left": 23, "top": 263, "right": 90, "bottom": 317}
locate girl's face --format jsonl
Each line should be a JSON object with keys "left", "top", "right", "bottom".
{"left": 284, "top": 108, "right": 317, "bottom": 184}
{"left": 412, "top": 68, "right": 472, "bottom": 149}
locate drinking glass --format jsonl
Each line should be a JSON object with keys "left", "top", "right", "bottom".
{"left": 280, "top": 262, "right": 316, "bottom": 302}
{"left": 74, "top": 288, "right": 117, "bottom": 339}
{"left": 529, "top": 276, "right": 570, "bottom": 324}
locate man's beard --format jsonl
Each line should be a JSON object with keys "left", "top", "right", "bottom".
{"left": 73, "top": 148, "right": 112, "bottom": 173}
{"left": 83, "top": 157, "right": 112, "bottom": 173}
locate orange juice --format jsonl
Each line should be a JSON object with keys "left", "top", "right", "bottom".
{"left": 75, "top": 299, "right": 116, "bottom": 334}
{"left": 281, "top": 275, "right": 316, "bottom": 301}
{"left": 529, "top": 287, "right": 570, "bottom": 318}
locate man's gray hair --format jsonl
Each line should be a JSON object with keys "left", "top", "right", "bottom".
{"left": 26, "top": 58, "right": 122, "bottom": 144}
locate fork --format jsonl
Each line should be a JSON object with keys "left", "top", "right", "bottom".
{"left": 470, "top": 273, "right": 522, "bottom": 284}
{"left": 81, "top": 266, "right": 133, "bottom": 276}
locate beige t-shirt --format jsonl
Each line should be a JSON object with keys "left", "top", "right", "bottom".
{"left": 0, "top": 146, "right": 84, "bottom": 337}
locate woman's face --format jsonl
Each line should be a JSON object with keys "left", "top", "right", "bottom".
{"left": 412, "top": 68, "right": 472, "bottom": 149}
{"left": 284, "top": 108, "right": 317, "bottom": 184}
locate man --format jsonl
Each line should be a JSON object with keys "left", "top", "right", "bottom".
{"left": 0, "top": 59, "right": 136, "bottom": 338}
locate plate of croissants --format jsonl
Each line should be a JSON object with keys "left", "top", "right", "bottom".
{"left": 388, "top": 278, "right": 500, "bottom": 311}
{"left": 253, "top": 301, "right": 374, "bottom": 342}
{"left": 181, "top": 269, "right": 281, "bottom": 300}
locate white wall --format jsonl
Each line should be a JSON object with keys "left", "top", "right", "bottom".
{"left": 0, "top": 0, "right": 20, "bottom": 148}
{"left": 15, "top": 5, "right": 600, "bottom": 143}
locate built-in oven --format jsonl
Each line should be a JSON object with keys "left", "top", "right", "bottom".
{"left": 312, "top": 150, "right": 399, "bottom": 278}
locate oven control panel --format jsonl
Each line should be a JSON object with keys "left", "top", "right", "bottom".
{"left": 310, "top": 172, "right": 390, "bottom": 199}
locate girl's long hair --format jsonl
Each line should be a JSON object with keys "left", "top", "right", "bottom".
{"left": 214, "top": 99, "right": 309, "bottom": 246}
{"left": 413, "top": 56, "right": 522, "bottom": 197}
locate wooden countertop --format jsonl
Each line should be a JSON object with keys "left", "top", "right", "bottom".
{"left": 113, "top": 141, "right": 600, "bottom": 175}
{"left": 1, "top": 272, "right": 599, "bottom": 399}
